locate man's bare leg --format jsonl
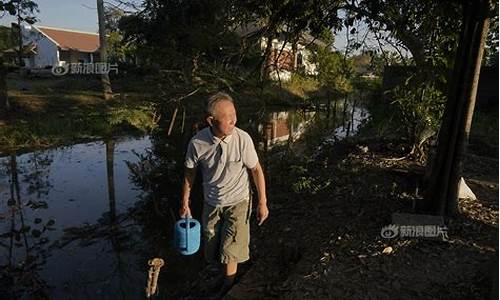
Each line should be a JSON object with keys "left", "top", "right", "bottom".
{"left": 225, "top": 261, "right": 237, "bottom": 277}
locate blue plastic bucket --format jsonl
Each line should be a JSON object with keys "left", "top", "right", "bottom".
{"left": 174, "top": 217, "right": 201, "bottom": 255}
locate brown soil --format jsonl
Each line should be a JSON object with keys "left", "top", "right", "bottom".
{"left": 220, "top": 138, "right": 499, "bottom": 300}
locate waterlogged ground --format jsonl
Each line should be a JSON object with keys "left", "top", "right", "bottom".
{"left": 1, "top": 100, "right": 369, "bottom": 299}
{"left": 224, "top": 139, "right": 498, "bottom": 300}
{"left": 1, "top": 136, "right": 158, "bottom": 299}
{"left": 2, "top": 94, "right": 497, "bottom": 300}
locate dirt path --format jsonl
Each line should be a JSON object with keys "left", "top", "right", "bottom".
{"left": 224, "top": 139, "right": 498, "bottom": 300}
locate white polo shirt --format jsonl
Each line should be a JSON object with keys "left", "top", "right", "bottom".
{"left": 184, "top": 126, "right": 259, "bottom": 207}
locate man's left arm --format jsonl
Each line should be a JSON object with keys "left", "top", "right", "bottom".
{"left": 250, "top": 161, "right": 269, "bottom": 226}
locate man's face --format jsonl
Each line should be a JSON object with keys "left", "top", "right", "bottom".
{"left": 211, "top": 100, "right": 237, "bottom": 137}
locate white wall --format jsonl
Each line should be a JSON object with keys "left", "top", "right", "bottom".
{"left": 59, "top": 50, "right": 93, "bottom": 64}
{"left": 297, "top": 45, "right": 318, "bottom": 76}
{"left": 21, "top": 25, "right": 59, "bottom": 68}
{"left": 260, "top": 37, "right": 318, "bottom": 81}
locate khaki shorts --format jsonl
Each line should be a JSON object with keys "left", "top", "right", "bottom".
{"left": 202, "top": 199, "right": 251, "bottom": 264}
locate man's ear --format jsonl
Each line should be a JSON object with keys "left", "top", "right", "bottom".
{"left": 206, "top": 116, "right": 214, "bottom": 126}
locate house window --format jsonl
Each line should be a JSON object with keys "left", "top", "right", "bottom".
{"left": 59, "top": 50, "right": 70, "bottom": 62}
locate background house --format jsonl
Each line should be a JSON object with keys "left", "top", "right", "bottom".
{"left": 263, "top": 33, "right": 324, "bottom": 82}
{"left": 17, "top": 24, "right": 100, "bottom": 69}
{"left": 235, "top": 24, "right": 327, "bottom": 82}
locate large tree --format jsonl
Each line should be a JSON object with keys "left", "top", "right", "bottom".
{"left": 422, "top": 0, "right": 493, "bottom": 215}
{"left": 0, "top": 55, "right": 8, "bottom": 115}
{"left": 228, "top": 0, "right": 343, "bottom": 81}
{"left": 0, "top": 0, "right": 38, "bottom": 114}
{"left": 121, "top": 0, "right": 247, "bottom": 86}
{"left": 118, "top": 0, "right": 343, "bottom": 82}
{"left": 97, "top": 0, "right": 113, "bottom": 100}
{"left": 341, "top": 0, "right": 495, "bottom": 215}
{"left": 13, "top": 0, "right": 39, "bottom": 67}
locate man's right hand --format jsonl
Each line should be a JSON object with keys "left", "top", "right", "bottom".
{"left": 179, "top": 205, "right": 192, "bottom": 218}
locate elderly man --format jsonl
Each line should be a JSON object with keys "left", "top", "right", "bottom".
{"left": 180, "top": 92, "right": 269, "bottom": 295}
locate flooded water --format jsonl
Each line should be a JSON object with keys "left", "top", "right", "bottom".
{"left": 0, "top": 99, "right": 369, "bottom": 299}
{"left": 0, "top": 137, "right": 159, "bottom": 299}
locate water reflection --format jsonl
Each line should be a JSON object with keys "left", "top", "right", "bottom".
{"left": 258, "top": 110, "right": 316, "bottom": 150}
{"left": 0, "top": 97, "right": 369, "bottom": 299}
{"left": 330, "top": 101, "right": 369, "bottom": 142}
{"left": 1, "top": 152, "right": 53, "bottom": 299}
{"left": 257, "top": 99, "right": 369, "bottom": 150}
{"left": 0, "top": 137, "right": 153, "bottom": 299}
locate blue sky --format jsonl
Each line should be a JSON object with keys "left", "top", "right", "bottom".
{"left": 0, "top": 0, "right": 100, "bottom": 33}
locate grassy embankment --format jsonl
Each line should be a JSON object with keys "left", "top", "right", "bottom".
{"left": 0, "top": 73, "right": 160, "bottom": 155}
{"left": 0, "top": 72, "right": 324, "bottom": 155}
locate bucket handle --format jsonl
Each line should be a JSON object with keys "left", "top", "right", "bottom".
{"left": 184, "top": 216, "right": 189, "bottom": 250}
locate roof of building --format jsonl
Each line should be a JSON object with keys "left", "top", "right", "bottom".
{"left": 35, "top": 26, "right": 100, "bottom": 53}
{"left": 233, "top": 23, "right": 328, "bottom": 49}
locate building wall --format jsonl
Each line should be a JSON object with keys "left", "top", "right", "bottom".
{"left": 258, "top": 110, "right": 317, "bottom": 149}
{"left": 21, "top": 25, "right": 59, "bottom": 68}
{"left": 260, "top": 37, "right": 318, "bottom": 82}
{"left": 59, "top": 50, "right": 93, "bottom": 64}
{"left": 297, "top": 46, "right": 317, "bottom": 76}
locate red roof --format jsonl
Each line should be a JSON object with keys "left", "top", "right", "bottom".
{"left": 36, "top": 26, "right": 100, "bottom": 53}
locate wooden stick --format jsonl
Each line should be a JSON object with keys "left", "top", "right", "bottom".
{"left": 167, "top": 106, "right": 179, "bottom": 136}
{"left": 146, "top": 258, "right": 165, "bottom": 298}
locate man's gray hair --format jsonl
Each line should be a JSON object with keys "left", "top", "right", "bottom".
{"left": 205, "top": 92, "right": 234, "bottom": 117}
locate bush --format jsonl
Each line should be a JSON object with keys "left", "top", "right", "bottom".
{"left": 390, "top": 74, "right": 446, "bottom": 157}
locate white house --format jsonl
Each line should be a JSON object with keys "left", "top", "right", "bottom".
{"left": 261, "top": 34, "right": 321, "bottom": 82}
{"left": 19, "top": 24, "right": 100, "bottom": 69}
{"left": 235, "top": 24, "right": 327, "bottom": 81}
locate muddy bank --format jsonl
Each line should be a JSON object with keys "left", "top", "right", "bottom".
{"left": 218, "top": 137, "right": 498, "bottom": 300}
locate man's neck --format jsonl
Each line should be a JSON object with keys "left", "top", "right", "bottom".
{"left": 210, "top": 126, "right": 226, "bottom": 139}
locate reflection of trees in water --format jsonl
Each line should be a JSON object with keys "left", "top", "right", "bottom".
{"left": 125, "top": 130, "right": 192, "bottom": 266}
{"left": 0, "top": 154, "right": 53, "bottom": 299}
{"left": 127, "top": 130, "right": 188, "bottom": 218}
{"left": 49, "top": 132, "right": 200, "bottom": 298}
{"left": 23, "top": 151, "right": 54, "bottom": 199}
{"left": 52, "top": 139, "right": 144, "bottom": 298}
{"left": 126, "top": 127, "right": 216, "bottom": 299}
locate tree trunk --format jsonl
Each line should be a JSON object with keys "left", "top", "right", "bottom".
{"left": 0, "top": 57, "right": 9, "bottom": 115}
{"left": 350, "top": 98, "right": 357, "bottom": 133}
{"left": 260, "top": 33, "right": 275, "bottom": 82}
{"left": 332, "top": 97, "right": 337, "bottom": 129}
{"left": 421, "top": 0, "right": 490, "bottom": 216}
{"left": 17, "top": 4, "right": 23, "bottom": 70}
{"left": 106, "top": 139, "right": 116, "bottom": 221}
{"left": 97, "top": 0, "right": 113, "bottom": 100}
{"left": 342, "top": 96, "right": 348, "bottom": 130}
{"left": 326, "top": 97, "right": 331, "bottom": 129}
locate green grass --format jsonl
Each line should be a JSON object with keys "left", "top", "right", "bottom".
{"left": 0, "top": 74, "right": 158, "bottom": 155}
{"left": 1, "top": 71, "right": 384, "bottom": 155}
{"left": 0, "top": 101, "right": 157, "bottom": 154}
